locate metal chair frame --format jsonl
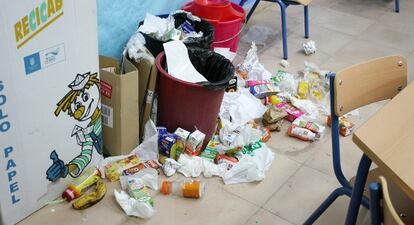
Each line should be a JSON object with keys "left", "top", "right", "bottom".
{"left": 303, "top": 73, "right": 371, "bottom": 225}
{"left": 239, "top": 0, "right": 310, "bottom": 60}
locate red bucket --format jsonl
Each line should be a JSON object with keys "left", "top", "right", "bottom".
{"left": 155, "top": 52, "right": 225, "bottom": 146}
{"left": 182, "top": 0, "right": 245, "bottom": 52}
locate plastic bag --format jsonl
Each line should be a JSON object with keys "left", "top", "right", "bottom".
{"left": 223, "top": 141, "right": 274, "bottom": 185}
{"left": 138, "top": 12, "right": 214, "bottom": 57}
{"left": 114, "top": 190, "right": 155, "bottom": 219}
{"left": 120, "top": 168, "right": 159, "bottom": 191}
{"left": 138, "top": 13, "right": 176, "bottom": 41}
{"left": 177, "top": 154, "right": 227, "bottom": 178}
{"left": 303, "top": 61, "right": 329, "bottom": 101}
{"left": 172, "top": 12, "right": 213, "bottom": 49}
{"left": 275, "top": 70, "right": 297, "bottom": 95}
{"left": 219, "top": 88, "right": 267, "bottom": 129}
{"left": 162, "top": 158, "right": 182, "bottom": 177}
{"left": 123, "top": 31, "right": 155, "bottom": 63}
{"left": 219, "top": 123, "right": 261, "bottom": 148}
{"left": 237, "top": 42, "right": 272, "bottom": 81}
{"left": 131, "top": 120, "right": 159, "bottom": 162}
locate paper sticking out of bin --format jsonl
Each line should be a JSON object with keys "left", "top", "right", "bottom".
{"left": 0, "top": 1, "right": 101, "bottom": 224}
{"left": 163, "top": 41, "right": 208, "bottom": 83}
{"left": 100, "top": 56, "right": 140, "bottom": 156}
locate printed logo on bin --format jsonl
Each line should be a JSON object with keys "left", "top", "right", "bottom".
{"left": 100, "top": 80, "right": 112, "bottom": 99}
{"left": 24, "top": 52, "right": 41, "bottom": 75}
{"left": 23, "top": 43, "right": 66, "bottom": 75}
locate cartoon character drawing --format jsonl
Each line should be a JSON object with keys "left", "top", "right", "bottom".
{"left": 46, "top": 72, "right": 103, "bottom": 182}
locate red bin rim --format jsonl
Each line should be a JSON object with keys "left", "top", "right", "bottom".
{"left": 155, "top": 52, "right": 204, "bottom": 88}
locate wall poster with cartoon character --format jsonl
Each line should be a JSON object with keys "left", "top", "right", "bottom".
{"left": 0, "top": 1, "right": 101, "bottom": 225}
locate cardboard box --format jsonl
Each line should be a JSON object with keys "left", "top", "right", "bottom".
{"left": 0, "top": 1, "right": 100, "bottom": 224}
{"left": 100, "top": 56, "right": 140, "bottom": 156}
{"left": 128, "top": 57, "right": 158, "bottom": 141}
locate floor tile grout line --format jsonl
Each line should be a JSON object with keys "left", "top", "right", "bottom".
{"left": 242, "top": 207, "right": 265, "bottom": 225}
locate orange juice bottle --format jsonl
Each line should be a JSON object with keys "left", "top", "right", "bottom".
{"left": 161, "top": 179, "right": 205, "bottom": 199}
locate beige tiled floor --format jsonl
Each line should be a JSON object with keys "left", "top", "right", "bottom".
{"left": 19, "top": 0, "right": 414, "bottom": 224}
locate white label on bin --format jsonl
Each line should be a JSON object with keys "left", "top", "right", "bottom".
{"left": 101, "top": 104, "right": 113, "bottom": 128}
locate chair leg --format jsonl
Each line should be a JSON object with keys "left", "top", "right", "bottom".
{"left": 369, "top": 183, "right": 382, "bottom": 225}
{"left": 304, "top": 5, "right": 309, "bottom": 38}
{"left": 303, "top": 187, "right": 352, "bottom": 225}
{"left": 245, "top": 0, "right": 261, "bottom": 23}
{"left": 395, "top": 0, "right": 400, "bottom": 13}
{"left": 344, "top": 154, "right": 372, "bottom": 225}
{"left": 276, "top": 0, "right": 288, "bottom": 59}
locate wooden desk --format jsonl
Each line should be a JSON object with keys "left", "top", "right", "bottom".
{"left": 353, "top": 81, "right": 414, "bottom": 201}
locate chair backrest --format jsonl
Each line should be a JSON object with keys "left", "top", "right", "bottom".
{"left": 379, "top": 176, "right": 406, "bottom": 225}
{"left": 333, "top": 55, "right": 407, "bottom": 117}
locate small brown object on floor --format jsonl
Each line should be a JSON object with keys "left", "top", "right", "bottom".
{"left": 263, "top": 119, "right": 284, "bottom": 132}
{"left": 263, "top": 106, "right": 288, "bottom": 124}
{"left": 262, "top": 106, "right": 287, "bottom": 131}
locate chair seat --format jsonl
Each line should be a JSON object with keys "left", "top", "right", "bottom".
{"left": 349, "top": 168, "right": 414, "bottom": 224}
{"left": 286, "top": 0, "right": 312, "bottom": 5}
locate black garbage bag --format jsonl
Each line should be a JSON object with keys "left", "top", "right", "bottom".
{"left": 139, "top": 12, "right": 214, "bottom": 58}
{"left": 188, "top": 47, "right": 235, "bottom": 90}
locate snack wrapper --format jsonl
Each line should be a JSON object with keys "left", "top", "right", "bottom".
{"left": 276, "top": 102, "right": 305, "bottom": 122}
{"left": 327, "top": 115, "right": 354, "bottom": 136}
{"left": 105, "top": 155, "right": 141, "bottom": 182}
{"left": 293, "top": 117, "right": 325, "bottom": 134}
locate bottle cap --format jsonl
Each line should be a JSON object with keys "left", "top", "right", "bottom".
{"left": 63, "top": 188, "right": 76, "bottom": 201}
{"left": 161, "top": 181, "right": 171, "bottom": 195}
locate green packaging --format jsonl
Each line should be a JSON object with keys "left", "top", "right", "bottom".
{"left": 127, "top": 178, "right": 154, "bottom": 206}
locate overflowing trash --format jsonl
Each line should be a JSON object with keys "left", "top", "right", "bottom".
{"left": 47, "top": 7, "right": 357, "bottom": 221}
{"left": 130, "top": 11, "right": 214, "bottom": 57}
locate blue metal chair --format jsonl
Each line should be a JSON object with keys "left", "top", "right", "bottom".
{"left": 239, "top": 0, "right": 311, "bottom": 60}
{"left": 303, "top": 55, "right": 408, "bottom": 225}
{"left": 369, "top": 176, "right": 414, "bottom": 225}
{"left": 395, "top": 0, "right": 400, "bottom": 12}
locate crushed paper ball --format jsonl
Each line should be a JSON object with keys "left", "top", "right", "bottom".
{"left": 280, "top": 59, "right": 289, "bottom": 68}
{"left": 303, "top": 40, "right": 316, "bottom": 55}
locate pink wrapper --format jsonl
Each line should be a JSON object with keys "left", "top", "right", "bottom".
{"left": 246, "top": 80, "right": 273, "bottom": 87}
{"left": 276, "top": 102, "right": 305, "bottom": 122}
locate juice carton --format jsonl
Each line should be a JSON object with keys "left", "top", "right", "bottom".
{"left": 171, "top": 128, "right": 190, "bottom": 160}
{"left": 184, "top": 130, "right": 205, "bottom": 156}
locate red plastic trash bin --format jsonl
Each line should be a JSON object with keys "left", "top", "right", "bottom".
{"left": 155, "top": 49, "right": 234, "bottom": 146}
{"left": 182, "top": 0, "right": 245, "bottom": 52}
